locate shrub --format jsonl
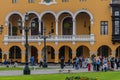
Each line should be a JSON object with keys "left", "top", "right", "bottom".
{"left": 65, "top": 76, "right": 98, "bottom": 80}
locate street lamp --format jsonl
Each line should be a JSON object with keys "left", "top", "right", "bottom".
{"left": 18, "top": 13, "right": 36, "bottom": 75}
{"left": 39, "top": 23, "right": 54, "bottom": 68}
{"left": 0, "top": 25, "right": 3, "bottom": 34}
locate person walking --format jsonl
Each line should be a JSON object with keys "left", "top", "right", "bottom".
{"left": 75, "top": 57, "right": 79, "bottom": 70}
{"left": 96, "top": 60, "right": 100, "bottom": 71}
{"left": 39, "top": 58, "right": 43, "bottom": 67}
{"left": 87, "top": 57, "right": 91, "bottom": 71}
{"left": 110, "top": 57, "right": 115, "bottom": 70}
{"left": 92, "top": 57, "right": 97, "bottom": 71}
{"left": 60, "top": 56, "right": 65, "bottom": 69}
{"left": 73, "top": 57, "right": 76, "bottom": 68}
{"left": 103, "top": 58, "right": 108, "bottom": 72}
{"left": 67, "top": 59, "right": 71, "bottom": 66}
{"left": 30, "top": 56, "right": 34, "bottom": 66}
{"left": 115, "top": 56, "right": 119, "bottom": 69}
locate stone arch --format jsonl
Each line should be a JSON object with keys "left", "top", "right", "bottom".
{"left": 9, "top": 46, "right": 22, "bottom": 62}
{"left": 40, "top": 11, "right": 56, "bottom": 20}
{"left": 41, "top": 45, "right": 55, "bottom": 63}
{"left": 76, "top": 45, "right": 90, "bottom": 58}
{"left": 59, "top": 45, "right": 72, "bottom": 62}
{"left": 97, "top": 45, "right": 112, "bottom": 57}
{"left": 61, "top": 16, "right": 73, "bottom": 35}
{"left": 26, "top": 11, "right": 40, "bottom": 19}
{"left": 5, "top": 11, "right": 23, "bottom": 26}
{"left": 74, "top": 10, "right": 94, "bottom": 24}
{"left": 40, "top": 11, "right": 56, "bottom": 36}
{"left": 30, "top": 46, "right": 38, "bottom": 63}
{"left": 57, "top": 10, "right": 73, "bottom": 19}
{"left": 8, "top": 14, "right": 22, "bottom": 36}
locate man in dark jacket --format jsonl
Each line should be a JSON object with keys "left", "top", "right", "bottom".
{"left": 115, "top": 56, "right": 119, "bottom": 69}
{"left": 60, "top": 56, "right": 65, "bottom": 69}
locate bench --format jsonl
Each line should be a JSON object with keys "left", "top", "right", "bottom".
{"left": 59, "top": 69, "right": 73, "bottom": 73}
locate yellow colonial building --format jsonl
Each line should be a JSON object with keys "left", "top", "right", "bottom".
{"left": 0, "top": 0, "right": 120, "bottom": 63}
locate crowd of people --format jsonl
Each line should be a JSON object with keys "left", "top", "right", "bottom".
{"left": 60, "top": 56, "right": 120, "bottom": 72}
{"left": 3, "top": 59, "right": 18, "bottom": 67}
{"left": 2, "top": 55, "right": 120, "bottom": 72}
{"left": 91, "top": 56, "right": 120, "bottom": 72}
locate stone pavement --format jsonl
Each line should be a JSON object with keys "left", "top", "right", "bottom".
{"left": 0, "top": 65, "right": 90, "bottom": 76}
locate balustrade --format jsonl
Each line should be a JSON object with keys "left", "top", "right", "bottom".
{"left": 4, "top": 34, "right": 95, "bottom": 44}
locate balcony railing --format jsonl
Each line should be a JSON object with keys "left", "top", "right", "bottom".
{"left": 4, "top": 34, "right": 95, "bottom": 45}
{"left": 112, "top": 0, "right": 120, "bottom": 4}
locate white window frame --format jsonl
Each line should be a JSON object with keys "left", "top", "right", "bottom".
{"left": 115, "top": 21, "right": 119, "bottom": 35}
{"left": 115, "top": 11, "right": 119, "bottom": 16}
{"left": 100, "top": 21, "right": 108, "bottom": 35}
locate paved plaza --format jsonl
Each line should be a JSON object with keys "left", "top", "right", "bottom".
{"left": 0, "top": 65, "right": 90, "bottom": 76}
{"left": 0, "top": 65, "right": 119, "bottom": 76}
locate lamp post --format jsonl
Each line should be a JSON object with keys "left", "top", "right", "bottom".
{"left": 43, "top": 28, "right": 47, "bottom": 68}
{"left": 39, "top": 23, "right": 54, "bottom": 68}
{"left": 18, "top": 13, "right": 35, "bottom": 75}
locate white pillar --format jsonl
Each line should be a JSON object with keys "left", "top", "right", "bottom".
{"left": 22, "top": 21, "right": 25, "bottom": 36}
{"left": 39, "top": 20, "right": 41, "bottom": 33}
{"left": 90, "top": 19, "right": 94, "bottom": 25}
{"left": 55, "top": 19, "right": 58, "bottom": 35}
{"left": 21, "top": 21, "right": 25, "bottom": 45}
{"left": 90, "top": 34, "right": 95, "bottom": 45}
{"left": 55, "top": 19, "right": 58, "bottom": 44}
{"left": 73, "top": 19, "right": 76, "bottom": 35}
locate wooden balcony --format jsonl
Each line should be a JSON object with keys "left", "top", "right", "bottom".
{"left": 111, "top": 0, "right": 120, "bottom": 4}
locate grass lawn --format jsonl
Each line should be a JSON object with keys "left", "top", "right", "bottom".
{"left": 0, "top": 71, "right": 120, "bottom": 80}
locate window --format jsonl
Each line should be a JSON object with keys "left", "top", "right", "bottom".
{"left": 115, "top": 11, "right": 119, "bottom": 16}
{"left": 115, "top": 21, "right": 119, "bottom": 35}
{"left": 100, "top": 21, "right": 108, "bottom": 35}
{"left": 12, "top": 0, "right": 18, "bottom": 3}
{"left": 28, "top": 0, "right": 34, "bottom": 3}
{"left": 62, "top": 0, "right": 69, "bottom": 2}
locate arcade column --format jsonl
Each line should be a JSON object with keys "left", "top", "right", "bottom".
{"left": 54, "top": 51, "right": 59, "bottom": 63}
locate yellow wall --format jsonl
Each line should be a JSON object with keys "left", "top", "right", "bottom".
{"left": 0, "top": 0, "right": 120, "bottom": 63}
